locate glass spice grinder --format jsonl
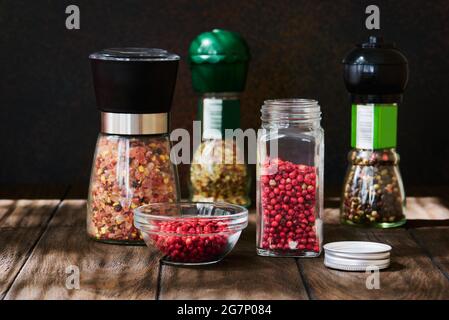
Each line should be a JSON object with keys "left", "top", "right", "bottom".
{"left": 188, "top": 29, "right": 251, "bottom": 207}
{"left": 341, "top": 36, "right": 409, "bottom": 228}
{"left": 87, "top": 48, "right": 181, "bottom": 244}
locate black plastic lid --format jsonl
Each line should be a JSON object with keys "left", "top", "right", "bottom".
{"left": 343, "top": 36, "right": 409, "bottom": 104}
{"left": 90, "top": 48, "right": 180, "bottom": 114}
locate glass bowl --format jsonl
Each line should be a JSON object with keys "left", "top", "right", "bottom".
{"left": 134, "top": 202, "right": 248, "bottom": 265}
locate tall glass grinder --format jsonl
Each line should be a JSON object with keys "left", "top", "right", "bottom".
{"left": 188, "top": 29, "right": 251, "bottom": 207}
{"left": 87, "top": 48, "right": 181, "bottom": 244}
{"left": 341, "top": 36, "right": 409, "bottom": 228}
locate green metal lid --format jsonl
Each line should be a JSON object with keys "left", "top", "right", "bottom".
{"left": 189, "top": 29, "right": 250, "bottom": 93}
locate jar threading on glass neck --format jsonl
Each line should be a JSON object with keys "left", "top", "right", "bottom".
{"left": 261, "top": 99, "right": 321, "bottom": 128}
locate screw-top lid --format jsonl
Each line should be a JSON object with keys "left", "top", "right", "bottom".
{"left": 343, "top": 36, "right": 409, "bottom": 104}
{"left": 323, "top": 241, "right": 392, "bottom": 271}
{"left": 189, "top": 29, "right": 250, "bottom": 93}
{"left": 90, "top": 48, "right": 180, "bottom": 114}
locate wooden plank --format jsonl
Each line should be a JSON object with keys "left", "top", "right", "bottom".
{"left": 324, "top": 197, "right": 449, "bottom": 224}
{"left": 5, "top": 200, "right": 161, "bottom": 300}
{"left": 0, "top": 200, "right": 60, "bottom": 299}
{"left": 4, "top": 196, "right": 448, "bottom": 300}
{"left": 298, "top": 225, "right": 449, "bottom": 300}
{"left": 405, "top": 197, "right": 449, "bottom": 220}
{"left": 159, "top": 214, "right": 308, "bottom": 300}
{"left": 323, "top": 207, "right": 340, "bottom": 225}
{"left": 409, "top": 227, "right": 449, "bottom": 280}
{"left": 322, "top": 196, "right": 449, "bottom": 226}
{"left": 0, "top": 200, "right": 15, "bottom": 223}
{"left": 0, "top": 200, "right": 60, "bottom": 228}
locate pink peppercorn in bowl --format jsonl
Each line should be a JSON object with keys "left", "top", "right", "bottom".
{"left": 134, "top": 202, "right": 248, "bottom": 266}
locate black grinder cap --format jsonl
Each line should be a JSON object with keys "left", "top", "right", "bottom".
{"left": 90, "top": 48, "right": 180, "bottom": 114}
{"left": 343, "top": 36, "right": 409, "bottom": 104}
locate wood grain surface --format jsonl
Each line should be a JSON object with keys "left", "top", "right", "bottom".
{"left": 409, "top": 227, "right": 449, "bottom": 281}
{"left": 0, "top": 200, "right": 60, "bottom": 299}
{"left": 405, "top": 198, "right": 449, "bottom": 220}
{"left": 1, "top": 196, "right": 449, "bottom": 300}
{"left": 159, "top": 215, "right": 308, "bottom": 300}
{"left": 298, "top": 225, "right": 449, "bottom": 300}
{"left": 4, "top": 200, "right": 160, "bottom": 300}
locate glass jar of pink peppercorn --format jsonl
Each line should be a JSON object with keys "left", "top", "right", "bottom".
{"left": 257, "top": 99, "right": 324, "bottom": 257}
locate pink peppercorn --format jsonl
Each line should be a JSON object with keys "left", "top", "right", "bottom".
{"left": 152, "top": 219, "right": 229, "bottom": 263}
{"left": 258, "top": 158, "right": 320, "bottom": 255}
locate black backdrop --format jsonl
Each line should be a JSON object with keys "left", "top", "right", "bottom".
{"left": 0, "top": 0, "right": 448, "bottom": 198}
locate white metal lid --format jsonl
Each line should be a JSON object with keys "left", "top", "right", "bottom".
{"left": 325, "top": 250, "right": 390, "bottom": 260}
{"left": 323, "top": 241, "right": 392, "bottom": 272}
{"left": 324, "top": 256, "right": 390, "bottom": 271}
{"left": 324, "top": 241, "right": 392, "bottom": 254}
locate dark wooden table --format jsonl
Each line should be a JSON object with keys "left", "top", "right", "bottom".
{"left": 1, "top": 193, "right": 449, "bottom": 300}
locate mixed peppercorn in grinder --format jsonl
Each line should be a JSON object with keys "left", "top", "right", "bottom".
{"left": 188, "top": 29, "right": 251, "bottom": 207}
{"left": 341, "top": 36, "right": 409, "bottom": 228}
{"left": 87, "top": 48, "right": 181, "bottom": 244}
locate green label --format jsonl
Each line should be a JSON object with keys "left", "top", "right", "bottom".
{"left": 199, "top": 98, "right": 241, "bottom": 139}
{"left": 351, "top": 104, "right": 398, "bottom": 149}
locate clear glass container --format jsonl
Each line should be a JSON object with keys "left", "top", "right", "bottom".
{"left": 341, "top": 148, "right": 405, "bottom": 228}
{"left": 134, "top": 202, "right": 248, "bottom": 266}
{"left": 87, "top": 133, "right": 180, "bottom": 244}
{"left": 256, "top": 99, "right": 324, "bottom": 257}
{"left": 190, "top": 93, "right": 251, "bottom": 207}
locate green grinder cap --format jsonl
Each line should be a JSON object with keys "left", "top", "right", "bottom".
{"left": 189, "top": 29, "right": 250, "bottom": 93}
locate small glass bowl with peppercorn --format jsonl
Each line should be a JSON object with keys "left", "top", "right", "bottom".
{"left": 134, "top": 202, "right": 248, "bottom": 265}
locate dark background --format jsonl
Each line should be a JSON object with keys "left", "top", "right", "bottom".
{"left": 0, "top": 0, "right": 448, "bottom": 199}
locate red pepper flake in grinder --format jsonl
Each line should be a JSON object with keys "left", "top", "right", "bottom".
{"left": 258, "top": 158, "right": 321, "bottom": 255}
{"left": 87, "top": 135, "right": 179, "bottom": 244}
{"left": 88, "top": 48, "right": 181, "bottom": 244}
